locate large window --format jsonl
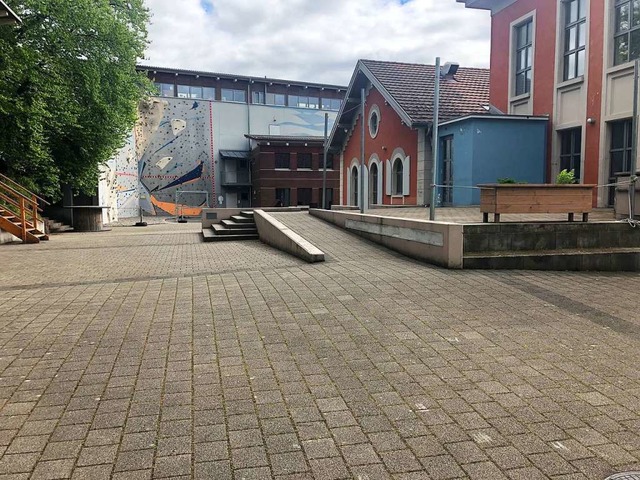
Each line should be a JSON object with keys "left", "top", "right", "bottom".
{"left": 252, "top": 91, "right": 265, "bottom": 104}
{"left": 297, "top": 188, "right": 312, "bottom": 206}
{"left": 392, "top": 158, "right": 403, "bottom": 195}
{"left": 177, "top": 85, "right": 215, "bottom": 100}
{"left": 221, "top": 88, "right": 247, "bottom": 103}
{"left": 614, "top": 0, "right": 640, "bottom": 65}
{"left": 155, "top": 82, "right": 174, "bottom": 97}
{"left": 325, "top": 153, "right": 334, "bottom": 170}
{"left": 560, "top": 128, "right": 582, "bottom": 181}
{"left": 275, "top": 153, "right": 290, "bottom": 169}
{"left": 288, "top": 95, "right": 319, "bottom": 109}
{"left": 275, "top": 188, "right": 290, "bottom": 207}
{"left": 321, "top": 98, "right": 342, "bottom": 111}
{"left": 609, "top": 119, "right": 633, "bottom": 204}
{"left": 297, "top": 153, "right": 312, "bottom": 169}
{"left": 514, "top": 19, "right": 533, "bottom": 96}
{"left": 563, "top": 0, "right": 587, "bottom": 80}
{"left": 266, "top": 92, "right": 286, "bottom": 106}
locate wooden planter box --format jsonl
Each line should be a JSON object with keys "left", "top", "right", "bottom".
{"left": 478, "top": 184, "right": 596, "bottom": 223}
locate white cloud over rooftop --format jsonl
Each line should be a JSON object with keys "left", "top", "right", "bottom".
{"left": 142, "top": 0, "right": 491, "bottom": 86}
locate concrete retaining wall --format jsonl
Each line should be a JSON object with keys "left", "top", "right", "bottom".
{"left": 254, "top": 210, "right": 324, "bottom": 263}
{"left": 310, "top": 209, "right": 463, "bottom": 268}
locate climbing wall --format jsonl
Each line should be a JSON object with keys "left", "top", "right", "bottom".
{"left": 103, "top": 97, "right": 215, "bottom": 219}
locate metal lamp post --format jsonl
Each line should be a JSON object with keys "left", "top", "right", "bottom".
{"left": 429, "top": 57, "right": 441, "bottom": 221}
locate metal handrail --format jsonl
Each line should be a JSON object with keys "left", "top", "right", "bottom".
{"left": 0, "top": 173, "right": 50, "bottom": 206}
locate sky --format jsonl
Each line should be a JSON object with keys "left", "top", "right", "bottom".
{"left": 141, "top": 0, "right": 491, "bottom": 86}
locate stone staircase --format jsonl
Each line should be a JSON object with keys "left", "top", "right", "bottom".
{"left": 45, "top": 217, "right": 73, "bottom": 234}
{"left": 463, "top": 222, "right": 640, "bottom": 271}
{"left": 202, "top": 211, "right": 259, "bottom": 242}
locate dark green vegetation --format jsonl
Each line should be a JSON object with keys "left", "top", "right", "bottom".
{"left": 0, "top": 0, "right": 150, "bottom": 199}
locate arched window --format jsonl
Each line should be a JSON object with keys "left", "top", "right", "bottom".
{"left": 351, "top": 166, "right": 359, "bottom": 206}
{"left": 370, "top": 163, "right": 378, "bottom": 204}
{"left": 392, "top": 158, "right": 403, "bottom": 195}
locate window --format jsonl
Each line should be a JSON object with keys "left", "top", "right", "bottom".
{"left": 155, "top": 82, "right": 174, "bottom": 97}
{"left": 275, "top": 188, "right": 290, "bottom": 207}
{"left": 614, "top": 0, "right": 640, "bottom": 65}
{"left": 308, "top": 97, "right": 319, "bottom": 109}
{"left": 325, "top": 153, "right": 334, "bottom": 170}
{"left": 275, "top": 153, "right": 290, "bottom": 169}
{"left": 441, "top": 136, "right": 454, "bottom": 205}
{"left": 221, "top": 88, "right": 247, "bottom": 103}
{"left": 321, "top": 98, "right": 342, "bottom": 111}
{"left": 288, "top": 95, "right": 320, "bottom": 109}
{"left": 177, "top": 85, "right": 215, "bottom": 100}
{"left": 392, "top": 158, "right": 403, "bottom": 195}
{"left": 368, "top": 106, "right": 380, "bottom": 138}
{"left": 370, "top": 162, "right": 379, "bottom": 205}
{"left": 266, "top": 92, "right": 286, "bottom": 106}
{"left": 563, "top": 0, "right": 587, "bottom": 80}
{"left": 351, "top": 166, "right": 359, "bottom": 205}
{"left": 559, "top": 128, "right": 582, "bottom": 181}
{"left": 514, "top": 19, "right": 533, "bottom": 96}
{"left": 609, "top": 119, "right": 633, "bottom": 204}
{"left": 297, "top": 153, "right": 312, "bottom": 169}
{"left": 297, "top": 188, "right": 312, "bottom": 206}
{"left": 252, "top": 91, "right": 265, "bottom": 104}
{"left": 322, "top": 188, "right": 334, "bottom": 209}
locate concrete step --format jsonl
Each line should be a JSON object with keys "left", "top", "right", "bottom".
{"left": 221, "top": 219, "right": 256, "bottom": 229}
{"left": 464, "top": 247, "right": 640, "bottom": 271}
{"left": 240, "top": 211, "right": 254, "bottom": 218}
{"left": 211, "top": 224, "right": 257, "bottom": 235}
{"left": 230, "top": 215, "right": 254, "bottom": 224}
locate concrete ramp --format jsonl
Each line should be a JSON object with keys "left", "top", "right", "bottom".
{"left": 254, "top": 210, "right": 324, "bottom": 263}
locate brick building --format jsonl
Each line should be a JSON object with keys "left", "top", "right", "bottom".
{"left": 246, "top": 135, "right": 339, "bottom": 208}
{"left": 460, "top": 0, "right": 640, "bottom": 206}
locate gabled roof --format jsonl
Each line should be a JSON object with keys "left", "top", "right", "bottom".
{"left": 328, "top": 59, "right": 490, "bottom": 152}
{"left": 0, "top": 0, "right": 21, "bottom": 25}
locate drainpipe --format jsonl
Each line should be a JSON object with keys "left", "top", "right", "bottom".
{"left": 631, "top": 59, "right": 639, "bottom": 219}
{"left": 247, "top": 83, "right": 252, "bottom": 207}
{"left": 360, "top": 88, "right": 365, "bottom": 214}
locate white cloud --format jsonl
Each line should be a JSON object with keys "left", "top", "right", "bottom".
{"left": 142, "top": 0, "right": 491, "bottom": 86}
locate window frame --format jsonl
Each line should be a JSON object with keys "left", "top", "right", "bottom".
{"left": 392, "top": 158, "right": 404, "bottom": 196}
{"left": 275, "top": 188, "right": 291, "bottom": 207}
{"left": 613, "top": 0, "right": 640, "bottom": 65}
{"left": 275, "top": 152, "right": 290, "bottom": 169}
{"left": 155, "top": 82, "right": 175, "bottom": 97}
{"left": 563, "top": 0, "right": 587, "bottom": 81}
{"left": 514, "top": 18, "right": 534, "bottom": 96}
{"left": 266, "top": 92, "right": 286, "bottom": 106}
{"left": 559, "top": 128, "right": 582, "bottom": 181}
{"left": 297, "top": 153, "right": 312, "bottom": 169}
{"left": 221, "top": 88, "right": 247, "bottom": 103}
{"left": 252, "top": 91, "right": 265, "bottom": 104}
{"left": 368, "top": 105, "right": 380, "bottom": 139}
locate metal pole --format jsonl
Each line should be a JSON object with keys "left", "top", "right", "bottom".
{"left": 430, "top": 57, "right": 441, "bottom": 221}
{"left": 631, "top": 59, "right": 639, "bottom": 219}
{"left": 360, "top": 88, "right": 365, "bottom": 214}
{"left": 322, "top": 113, "right": 328, "bottom": 209}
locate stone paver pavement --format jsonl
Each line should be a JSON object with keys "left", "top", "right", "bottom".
{"left": 1, "top": 212, "right": 640, "bottom": 479}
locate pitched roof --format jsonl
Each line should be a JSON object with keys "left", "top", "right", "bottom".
{"left": 0, "top": 0, "right": 21, "bottom": 25}
{"left": 360, "top": 59, "right": 490, "bottom": 124}
{"left": 327, "top": 59, "right": 490, "bottom": 153}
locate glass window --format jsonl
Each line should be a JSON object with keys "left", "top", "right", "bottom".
{"left": 221, "top": 88, "right": 246, "bottom": 103}
{"left": 177, "top": 85, "right": 190, "bottom": 98}
{"left": 297, "top": 188, "right": 312, "bottom": 206}
{"left": 321, "top": 98, "right": 342, "bottom": 110}
{"left": 392, "top": 158, "right": 403, "bottom": 195}
{"left": 609, "top": 119, "right": 633, "bottom": 204}
{"left": 155, "top": 82, "right": 174, "bottom": 97}
{"left": 266, "top": 92, "right": 286, "bottom": 106}
{"left": 252, "top": 91, "right": 265, "bottom": 104}
{"left": 275, "top": 188, "right": 290, "bottom": 207}
{"left": 563, "top": 0, "right": 587, "bottom": 80}
{"left": 559, "top": 128, "right": 582, "bottom": 181}
{"left": 297, "top": 153, "right": 312, "bottom": 169}
{"left": 308, "top": 97, "right": 319, "bottom": 109}
{"left": 275, "top": 153, "right": 290, "bottom": 169}
{"left": 325, "top": 153, "right": 334, "bottom": 170}
{"left": 202, "top": 87, "right": 215, "bottom": 100}
{"left": 614, "top": 0, "right": 640, "bottom": 65}
{"left": 514, "top": 19, "right": 533, "bottom": 96}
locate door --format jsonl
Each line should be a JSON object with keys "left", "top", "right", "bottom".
{"left": 442, "top": 136, "right": 453, "bottom": 206}
{"left": 226, "top": 191, "right": 238, "bottom": 208}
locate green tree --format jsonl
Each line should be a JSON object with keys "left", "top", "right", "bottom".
{"left": 0, "top": 0, "right": 150, "bottom": 199}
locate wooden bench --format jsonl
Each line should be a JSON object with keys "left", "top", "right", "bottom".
{"left": 478, "top": 184, "right": 595, "bottom": 223}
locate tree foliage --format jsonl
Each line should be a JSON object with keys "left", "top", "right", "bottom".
{"left": 0, "top": 0, "right": 150, "bottom": 199}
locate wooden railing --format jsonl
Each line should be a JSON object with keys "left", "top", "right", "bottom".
{"left": 0, "top": 173, "right": 50, "bottom": 243}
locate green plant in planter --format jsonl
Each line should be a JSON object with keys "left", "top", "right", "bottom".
{"left": 497, "top": 178, "right": 516, "bottom": 184}
{"left": 556, "top": 169, "right": 576, "bottom": 184}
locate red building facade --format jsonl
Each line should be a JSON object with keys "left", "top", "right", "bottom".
{"left": 461, "top": 0, "right": 636, "bottom": 207}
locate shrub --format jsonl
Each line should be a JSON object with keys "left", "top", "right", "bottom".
{"left": 556, "top": 169, "right": 576, "bottom": 184}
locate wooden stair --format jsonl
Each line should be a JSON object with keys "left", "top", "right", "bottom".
{"left": 0, "top": 174, "right": 50, "bottom": 244}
